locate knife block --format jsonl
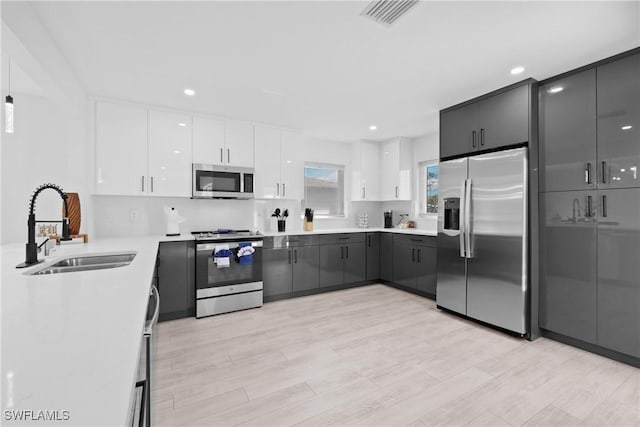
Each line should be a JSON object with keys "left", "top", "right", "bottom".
{"left": 303, "top": 218, "right": 313, "bottom": 231}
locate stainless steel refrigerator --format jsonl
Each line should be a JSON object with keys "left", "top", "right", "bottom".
{"left": 437, "top": 147, "right": 528, "bottom": 335}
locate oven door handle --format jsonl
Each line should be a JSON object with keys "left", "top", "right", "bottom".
{"left": 197, "top": 241, "right": 263, "bottom": 251}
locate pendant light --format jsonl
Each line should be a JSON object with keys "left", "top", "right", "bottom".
{"left": 5, "top": 56, "right": 14, "bottom": 133}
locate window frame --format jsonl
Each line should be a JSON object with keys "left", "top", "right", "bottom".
{"left": 419, "top": 160, "right": 439, "bottom": 217}
{"left": 303, "top": 162, "right": 346, "bottom": 218}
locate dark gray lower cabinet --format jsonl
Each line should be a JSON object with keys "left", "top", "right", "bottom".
{"left": 319, "top": 241, "right": 366, "bottom": 287}
{"left": 391, "top": 235, "right": 437, "bottom": 295}
{"left": 597, "top": 188, "right": 640, "bottom": 357}
{"left": 292, "top": 245, "right": 320, "bottom": 292}
{"left": 379, "top": 233, "right": 393, "bottom": 281}
{"left": 263, "top": 248, "right": 292, "bottom": 297}
{"left": 365, "top": 233, "right": 380, "bottom": 280}
{"left": 540, "top": 191, "right": 598, "bottom": 344}
{"left": 158, "top": 241, "right": 195, "bottom": 321}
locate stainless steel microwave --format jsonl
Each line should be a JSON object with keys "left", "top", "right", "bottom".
{"left": 192, "top": 164, "right": 254, "bottom": 199}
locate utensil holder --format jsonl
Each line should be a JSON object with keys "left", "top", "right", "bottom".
{"left": 277, "top": 220, "right": 286, "bottom": 232}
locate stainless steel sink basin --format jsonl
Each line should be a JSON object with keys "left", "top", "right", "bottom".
{"left": 29, "top": 252, "right": 136, "bottom": 275}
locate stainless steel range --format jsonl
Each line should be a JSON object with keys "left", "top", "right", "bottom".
{"left": 193, "top": 230, "right": 263, "bottom": 318}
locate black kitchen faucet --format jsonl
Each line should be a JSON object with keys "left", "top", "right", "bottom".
{"left": 16, "top": 183, "right": 72, "bottom": 268}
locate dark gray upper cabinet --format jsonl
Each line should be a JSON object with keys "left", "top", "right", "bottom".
{"left": 440, "top": 82, "right": 532, "bottom": 159}
{"left": 158, "top": 241, "right": 195, "bottom": 321}
{"left": 379, "top": 233, "right": 393, "bottom": 282}
{"left": 440, "top": 104, "right": 478, "bottom": 158}
{"left": 597, "top": 53, "right": 640, "bottom": 189}
{"left": 263, "top": 247, "right": 293, "bottom": 297}
{"left": 344, "top": 242, "right": 366, "bottom": 284}
{"left": 475, "top": 84, "right": 530, "bottom": 152}
{"left": 539, "top": 191, "right": 598, "bottom": 344}
{"left": 365, "top": 233, "right": 380, "bottom": 281}
{"left": 292, "top": 245, "right": 320, "bottom": 292}
{"left": 539, "top": 70, "right": 597, "bottom": 192}
{"left": 416, "top": 246, "right": 437, "bottom": 295}
{"left": 597, "top": 188, "right": 640, "bottom": 357}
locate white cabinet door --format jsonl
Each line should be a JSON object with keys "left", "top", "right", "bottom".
{"left": 380, "top": 139, "right": 400, "bottom": 200}
{"left": 380, "top": 138, "right": 412, "bottom": 200}
{"left": 148, "top": 110, "right": 193, "bottom": 197}
{"left": 95, "top": 101, "right": 148, "bottom": 196}
{"left": 361, "top": 141, "right": 380, "bottom": 200}
{"left": 351, "top": 142, "right": 364, "bottom": 201}
{"left": 254, "top": 125, "right": 281, "bottom": 198}
{"left": 193, "top": 116, "right": 225, "bottom": 165}
{"left": 225, "top": 120, "right": 254, "bottom": 167}
{"left": 280, "top": 129, "right": 304, "bottom": 200}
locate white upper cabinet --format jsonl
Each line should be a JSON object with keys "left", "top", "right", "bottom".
{"left": 380, "top": 138, "right": 412, "bottom": 200}
{"left": 254, "top": 125, "right": 304, "bottom": 200}
{"left": 192, "top": 116, "right": 225, "bottom": 165}
{"left": 148, "top": 110, "right": 193, "bottom": 197}
{"left": 254, "top": 125, "right": 281, "bottom": 199}
{"left": 95, "top": 101, "right": 148, "bottom": 196}
{"left": 280, "top": 129, "right": 304, "bottom": 200}
{"left": 193, "top": 118, "right": 254, "bottom": 167}
{"left": 351, "top": 141, "right": 381, "bottom": 201}
{"left": 224, "top": 120, "right": 255, "bottom": 168}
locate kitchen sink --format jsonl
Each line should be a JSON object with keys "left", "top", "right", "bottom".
{"left": 29, "top": 252, "right": 136, "bottom": 275}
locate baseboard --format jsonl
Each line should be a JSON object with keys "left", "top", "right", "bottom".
{"left": 542, "top": 329, "right": 640, "bottom": 368}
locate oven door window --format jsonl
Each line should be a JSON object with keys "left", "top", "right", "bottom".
{"left": 196, "top": 170, "right": 241, "bottom": 193}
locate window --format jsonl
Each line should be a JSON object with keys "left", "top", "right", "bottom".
{"left": 304, "top": 163, "right": 345, "bottom": 216}
{"left": 420, "top": 161, "right": 439, "bottom": 214}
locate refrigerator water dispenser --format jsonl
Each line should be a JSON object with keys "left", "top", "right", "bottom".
{"left": 444, "top": 198, "right": 460, "bottom": 231}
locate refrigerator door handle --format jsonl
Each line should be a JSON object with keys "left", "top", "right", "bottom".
{"left": 459, "top": 179, "right": 467, "bottom": 258}
{"left": 465, "top": 178, "right": 473, "bottom": 258}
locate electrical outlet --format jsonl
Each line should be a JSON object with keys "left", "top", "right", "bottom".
{"left": 129, "top": 209, "right": 139, "bottom": 222}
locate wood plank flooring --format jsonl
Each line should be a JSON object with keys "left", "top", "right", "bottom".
{"left": 153, "top": 284, "right": 639, "bottom": 427}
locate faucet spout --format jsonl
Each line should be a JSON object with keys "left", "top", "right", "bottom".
{"left": 17, "top": 183, "right": 71, "bottom": 268}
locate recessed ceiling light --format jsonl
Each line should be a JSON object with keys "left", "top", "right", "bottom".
{"left": 178, "top": 123, "right": 186, "bottom": 127}
{"left": 510, "top": 66, "right": 525, "bottom": 75}
{"left": 173, "top": 150, "right": 181, "bottom": 154}
{"left": 621, "top": 125, "right": 633, "bottom": 130}
{"left": 183, "top": 88, "right": 195, "bottom": 96}
{"left": 369, "top": 125, "right": 377, "bottom": 131}
{"left": 547, "top": 86, "right": 564, "bottom": 94}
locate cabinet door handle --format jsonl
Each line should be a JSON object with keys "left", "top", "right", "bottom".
{"left": 585, "top": 163, "right": 592, "bottom": 184}
{"left": 150, "top": 176, "right": 154, "bottom": 193}
{"left": 227, "top": 148, "right": 230, "bottom": 163}
{"left": 362, "top": 187, "right": 365, "bottom": 199}
{"left": 288, "top": 250, "right": 292, "bottom": 264}
{"left": 283, "top": 183, "right": 286, "bottom": 197}
{"left": 346, "top": 246, "right": 349, "bottom": 259}
{"left": 294, "top": 249, "right": 297, "bottom": 263}
{"left": 587, "top": 195, "right": 593, "bottom": 217}
{"left": 472, "top": 130, "right": 477, "bottom": 148}
{"left": 601, "top": 195, "right": 607, "bottom": 218}
{"left": 601, "top": 161, "right": 607, "bottom": 184}
{"left": 220, "top": 148, "right": 223, "bottom": 163}
{"left": 341, "top": 246, "right": 344, "bottom": 259}
{"left": 480, "top": 128, "right": 485, "bottom": 146}
{"left": 277, "top": 183, "right": 280, "bottom": 197}
{"left": 417, "top": 248, "right": 421, "bottom": 263}
{"left": 395, "top": 186, "right": 399, "bottom": 198}
{"left": 367, "top": 235, "right": 371, "bottom": 247}
{"left": 412, "top": 248, "right": 415, "bottom": 262}
{"left": 141, "top": 176, "right": 145, "bottom": 192}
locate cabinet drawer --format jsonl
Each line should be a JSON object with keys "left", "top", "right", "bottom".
{"left": 392, "top": 233, "right": 437, "bottom": 247}
{"left": 287, "top": 235, "right": 319, "bottom": 247}
{"left": 318, "top": 233, "right": 366, "bottom": 245}
{"left": 264, "top": 235, "right": 319, "bottom": 248}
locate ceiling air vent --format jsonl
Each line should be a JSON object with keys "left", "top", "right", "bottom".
{"left": 361, "top": 0, "right": 420, "bottom": 26}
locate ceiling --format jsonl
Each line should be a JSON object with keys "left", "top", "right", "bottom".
{"left": 29, "top": 1, "right": 640, "bottom": 141}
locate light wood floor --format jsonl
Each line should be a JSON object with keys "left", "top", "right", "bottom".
{"left": 153, "top": 284, "right": 639, "bottom": 427}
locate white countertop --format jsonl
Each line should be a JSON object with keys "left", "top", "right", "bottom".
{"left": 1, "top": 237, "right": 162, "bottom": 426}
{"left": 261, "top": 227, "right": 437, "bottom": 237}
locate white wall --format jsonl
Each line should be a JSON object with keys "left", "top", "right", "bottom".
{"left": 411, "top": 132, "right": 439, "bottom": 231}
{"left": 1, "top": 5, "right": 91, "bottom": 244}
